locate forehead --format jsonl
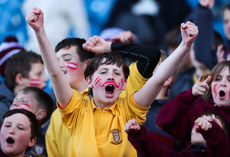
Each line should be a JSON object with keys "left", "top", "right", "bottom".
{"left": 16, "top": 91, "right": 34, "bottom": 99}
{"left": 15, "top": 91, "right": 37, "bottom": 105}
{"left": 218, "top": 67, "right": 230, "bottom": 75}
{"left": 3, "top": 113, "right": 30, "bottom": 126}
{"left": 97, "top": 63, "right": 122, "bottom": 71}
{"left": 224, "top": 8, "right": 230, "bottom": 18}
{"left": 30, "top": 62, "right": 44, "bottom": 71}
{"left": 56, "top": 46, "right": 79, "bottom": 58}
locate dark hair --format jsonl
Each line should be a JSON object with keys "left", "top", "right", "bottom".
{"left": 4, "top": 51, "right": 43, "bottom": 90}
{"left": 84, "top": 52, "right": 130, "bottom": 79}
{"left": 224, "top": 3, "right": 230, "bottom": 11}
{"left": 21, "top": 86, "right": 54, "bottom": 125}
{"left": 2, "top": 109, "right": 40, "bottom": 149}
{"left": 203, "top": 61, "right": 230, "bottom": 100}
{"left": 199, "top": 111, "right": 230, "bottom": 139}
{"left": 84, "top": 52, "right": 130, "bottom": 96}
{"left": 55, "top": 38, "right": 95, "bottom": 62}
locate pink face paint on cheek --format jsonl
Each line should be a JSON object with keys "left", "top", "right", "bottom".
{"left": 66, "top": 62, "right": 78, "bottom": 70}
{"left": 29, "top": 79, "right": 41, "bottom": 87}
{"left": 213, "top": 83, "right": 218, "bottom": 99}
{"left": 21, "top": 103, "right": 31, "bottom": 111}
{"left": 94, "top": 76, "right": 101, "bottom": 86}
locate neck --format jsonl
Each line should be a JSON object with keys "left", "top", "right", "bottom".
{"left": 93, "top": 99, "right": 114, "bottom": 111}
{"left": 72, "top": 79, "right": 88, "bottom": 93}
{"left": 9, "top": 152, "right": 25, "bottom": 157}
{"left": 13, "top": 85, "right": 24, "bottom": 96}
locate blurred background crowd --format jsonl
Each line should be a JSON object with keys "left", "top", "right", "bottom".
{"left": 0, "top": 0, "right": 229, "bottom": 53}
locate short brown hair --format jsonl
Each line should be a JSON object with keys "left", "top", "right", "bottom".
{"left": 84, "top": 52, "right": 129, "bottom": 80}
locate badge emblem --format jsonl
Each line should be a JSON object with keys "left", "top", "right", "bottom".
{"left": 35, "top": 145, "right": 44, "bottom": 155}
{"left": 110, "top": 129, "right": 123, "bottom": 145}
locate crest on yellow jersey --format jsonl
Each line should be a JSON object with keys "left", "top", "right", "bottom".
{"left": 110, "top": 128, "right": 123, "bottom": 145}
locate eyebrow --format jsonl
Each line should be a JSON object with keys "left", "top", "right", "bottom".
{"left": 61, "top": 54, "right": 71, "bottom": 58}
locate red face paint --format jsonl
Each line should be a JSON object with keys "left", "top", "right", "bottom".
{"left": 30, "top": 79, "right": 41, "bottom": 87}
{"left": 67, "top": 62, "right": 78, "bottom": 70}
{"left": 100, "top": 81, "right": 120, "bottom": 88}
{"left": 94, "top": 76, "right": 101, "bottom": 86}
{"left": 21, "top": 103, "right": 31, "bottom": 111}
{"left": 213, "top": 83, "right": 218, "bottom": 99}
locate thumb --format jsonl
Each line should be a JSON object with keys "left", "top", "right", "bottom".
{"left": 204, "top": 75, "right": 211, "bottom": 84}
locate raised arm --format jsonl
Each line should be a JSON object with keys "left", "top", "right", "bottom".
{"left": 26, "top": 8, "right": 72, "bottom": 109}
{"left": 134, "top": 21, "right": 199, "bottom": 108}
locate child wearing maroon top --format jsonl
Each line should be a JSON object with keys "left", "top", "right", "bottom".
{"left": 156, "top": 61, "right": 230, "bottom": 146}
{"left": 125, "top": 112, "right": 230, "bottom": 157}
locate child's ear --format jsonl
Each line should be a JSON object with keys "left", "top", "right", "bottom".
{"left": 86, "top": 77, "right": 93, "bottom": 88}
{"left": 122, "top": 80, "right": 127, "bottom": 90}
{"left": 15, "top": 73, "right": 25, "bottom": 85}
{"left": 36, "top": 109, "right": 46, "bottom": 121}
{"left": 28, "top": 137, "right": 37, "bottom": 147}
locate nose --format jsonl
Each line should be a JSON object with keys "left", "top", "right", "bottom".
{"left": 9, "top": 127, "right": 16, "bottom": 135}
{"left": 108, "top": 72, "right": 114, "bottom": 80}
{"left": 11, "top": 100, "right": 20, "bottom": 109}
{"left": 220, "top": 78, "right": 227, "bottom": 87}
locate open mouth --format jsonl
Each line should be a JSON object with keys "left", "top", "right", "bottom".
{"left": 105, "top": 84, "right": 115, "bottom": 95}
{"left": 6, "top": 137, "right": 15, "bottom": 144}
{"left": 219, "top": 90, "right": 226, "bottom": 98}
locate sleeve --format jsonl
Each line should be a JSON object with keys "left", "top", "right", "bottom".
{"left": 121, "top": 94, "right": 150, "bottom": 125}
{"left": 111, "top": 42, "right": 161, "bottom": 78}
{"left": 58, "top": 89, "right": 83, "bottom": 135}
{"left": 128, "top": 125, "right": 182, "bottom": 157}
{"left": 193, "top": 4, "right": 216, "bottom": 70}
{"left": 156, "top": 88, "right": 198, "bottom": 143}
{"left": 201, "top": 121, "right": 230, "bottom": 157}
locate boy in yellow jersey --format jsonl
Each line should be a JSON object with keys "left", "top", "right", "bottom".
{"left": 45, "top": 34, "right": 161, "bottom": 156}
{"left": 26, "top": 7, "right": 198, "bottom": 157}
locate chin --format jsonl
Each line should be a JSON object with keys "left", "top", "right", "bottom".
{"left": 216, "top": 103, "right": 230, "bottom": 108}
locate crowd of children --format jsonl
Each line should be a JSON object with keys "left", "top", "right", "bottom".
{"left": 0, "top": 0, "right": 230, "bottom": 157}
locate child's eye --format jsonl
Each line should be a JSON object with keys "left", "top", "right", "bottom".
{"left": 100, "top": 71, "right": 106, "bottom": 74}
{"left": 21, "top": 100, "right": 28, "bottom": 103}
{"left": 215, "top": 77, "right": 221, "bottom": 81}
{"left": 64, "top": 58, "right": 71, "bottom": 62}
{"left": 227, "top": 77, "right": 230, "bottom": 82}
{"left": 18, "top": 126, "right": 25, "bottom": 130}
{"left": 115, "top": 72, "right": 120, "bottom": 76}
{"left": 4, "top": 124, "right": 11, "bottom": 128}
